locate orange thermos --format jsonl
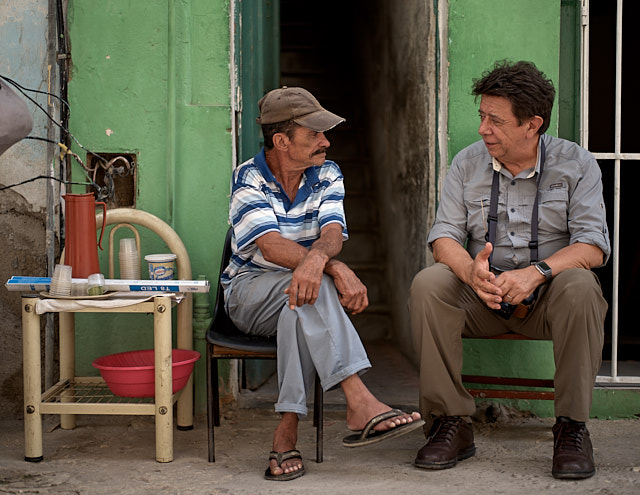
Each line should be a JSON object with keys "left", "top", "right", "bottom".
{"left": 63, "top": 193, "right": 107, "bottom": 278}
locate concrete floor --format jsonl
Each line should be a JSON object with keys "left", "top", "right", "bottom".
{"left": 1, "top": 342, "right": 640, "bottom": 494}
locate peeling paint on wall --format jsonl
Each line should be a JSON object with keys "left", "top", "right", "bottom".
{"left": 0, "top": 0, "right": 60, "bottom": 419}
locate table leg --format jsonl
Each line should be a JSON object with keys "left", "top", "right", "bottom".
{"left": 22, "top": 295, "right": 43, "bottom": 462}
{"left": 59, "top": 311, "right": 76, "bottom": 429}
{"left": 154, "top": 296, "right": 173, "bottom": 462}
{"left": 176, "top": 293, "right": 193, "bottom": 430}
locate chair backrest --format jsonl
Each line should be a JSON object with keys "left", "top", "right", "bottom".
{"left": 212, "top": 227, "right": 235, "bottom": 332}
{"left": 206, "top": 226, "right": 277, "bottom": 351}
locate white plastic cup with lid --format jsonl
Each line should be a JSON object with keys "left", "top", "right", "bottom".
{"left": 145, "top": 254, "right": 177, "bottom": 280}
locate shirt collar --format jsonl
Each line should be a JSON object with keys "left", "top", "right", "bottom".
{"left": 255, "top": 148, "right": 276, "bottom": 182}
{"left": 255, "top": 148, "right": 322, "bottom": 205}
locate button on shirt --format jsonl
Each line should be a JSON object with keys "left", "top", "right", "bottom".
{"left": 427, "top": 134, "right": 610, "bottom": 271}
{"left": 221, "top": 148, "right": 348, "bottom": 294}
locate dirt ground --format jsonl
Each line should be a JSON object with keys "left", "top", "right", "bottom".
{"left": 2, "top": 341, "right": 639, "bottom": 494}
{"left": 1, "top": 407, "right": 639, "bottom": 495}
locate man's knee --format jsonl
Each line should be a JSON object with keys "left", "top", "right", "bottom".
{"left": 549, "top": 269, "right": 607, "bottom": 310}
{"left": 410, "top": 263, "right": 458, "bottom": 304}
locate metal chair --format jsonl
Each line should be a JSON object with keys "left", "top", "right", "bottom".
{"left": 462, "top": 333, "right": 554, "bottom": 400}
{"left": 206, "top": 227, "right": 324, "bottom": 462}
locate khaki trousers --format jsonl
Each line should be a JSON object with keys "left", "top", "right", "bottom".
{"left": 409, "top": 263, "right": 607, "bottom": 422}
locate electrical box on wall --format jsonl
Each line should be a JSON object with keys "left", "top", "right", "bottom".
{"left": 86, "top": 152, "right": 137, "bottom": 208}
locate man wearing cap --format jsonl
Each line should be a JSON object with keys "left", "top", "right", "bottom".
{"left": 221, "top": 87, "right": 423, "bottom": 481}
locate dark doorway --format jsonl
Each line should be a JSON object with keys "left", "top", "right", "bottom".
{"left": 279, "top": 0, "right": 393, "bottom": 341}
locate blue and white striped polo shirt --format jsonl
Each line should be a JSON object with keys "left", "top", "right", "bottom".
{"left": 221, "top": 148, "right": 348, "bottom": 294}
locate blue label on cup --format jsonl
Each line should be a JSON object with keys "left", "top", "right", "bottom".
{"left": 148, "top": 263, "right": 174, "bottom": 280}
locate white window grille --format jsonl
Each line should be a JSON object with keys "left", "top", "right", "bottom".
{"left": 582, "top": 0, "right": 640, "bottom": 386}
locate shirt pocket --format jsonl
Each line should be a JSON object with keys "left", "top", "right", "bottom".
{"left": 464, "top": 194, "right": 492, "bottom": 241}
{"left": 538, "top": 188, "right": 569, "bottom": 234}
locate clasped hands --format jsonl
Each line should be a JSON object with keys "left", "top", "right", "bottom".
{"left": 468, "top": 242, "right": 541, "bottom": 310}
{"left": 284, "top": 251, "right": 368, "bottom": 315}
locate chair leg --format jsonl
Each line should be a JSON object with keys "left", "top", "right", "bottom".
{"left": 213, "top": 358, "right": 221, "bottom": 428}
{"left": 206, "top": 344, "right": 215, "bottom": 462}
{"left": 241, "top": 358, "right": 247, "bottom": 389}
{"left": 314, "top": 374, "right": 323, "bottom": 463}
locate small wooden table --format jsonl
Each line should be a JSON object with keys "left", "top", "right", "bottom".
{"left": 21, "top": 293, "right": 192, "bottom": 463}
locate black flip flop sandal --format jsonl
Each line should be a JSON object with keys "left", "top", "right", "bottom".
{"left": 342, "top": 409, "right": 425, "bottom": 447}
{"left": 264, "top": 449, "right": 305, "bottom": 481}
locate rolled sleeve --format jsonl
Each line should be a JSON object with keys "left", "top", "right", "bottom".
{"left": 317, "top": 175, "right": 348, "bottom": 240}
{"left": 566, "top": 156, "right": 611, "bottom": 265}
{"left": 427, "top": 156, "right": 471, "bottom": 250}
{"left": 230, "top": 183, "right": 279, "bottom": 252}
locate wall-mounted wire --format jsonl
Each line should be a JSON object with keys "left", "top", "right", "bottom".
{"left": 0, "top": 175, "right": 93, "bottom": 192}
{"left": 0, "top": 74, "right": 108, "bottom": 164}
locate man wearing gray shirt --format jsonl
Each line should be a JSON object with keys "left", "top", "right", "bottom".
{"left": 409, "top": 60, "right": 610, "bottom": 480}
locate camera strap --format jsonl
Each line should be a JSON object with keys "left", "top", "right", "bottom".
{"left": 486, "top": 137, "right": 546, "bottom": 265}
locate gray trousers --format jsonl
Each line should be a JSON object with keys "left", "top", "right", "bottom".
{"left": 409, "top": 264, "right": 607, "bottom": 422}
{"left": 226, "top": 271, "right": 371, "bottom": 416}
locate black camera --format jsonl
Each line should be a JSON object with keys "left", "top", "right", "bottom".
{"left": 493, "top": 291, "right": 537, "bottom": 320}
{"left": 489, "top": 265, "right": 539, "bottom": 320}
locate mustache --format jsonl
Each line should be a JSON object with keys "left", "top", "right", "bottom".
{"left": 312, "top": 147, "right": 328, "bottom": 156}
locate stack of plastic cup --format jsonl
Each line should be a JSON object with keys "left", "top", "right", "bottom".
{"left": 49, "top": 264, "right": 72, "bottom": 297}
{"left": 119, "top": 238, "right": 141, "bottom": 279}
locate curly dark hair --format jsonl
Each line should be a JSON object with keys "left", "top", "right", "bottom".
{"left": 261, "top": 120, "right": 301, "bottom": 150}
{"left": 472, "top": 60, "right": 555, "bottom": 135}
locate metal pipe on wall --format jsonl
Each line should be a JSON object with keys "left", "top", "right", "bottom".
{"left": 436, "top": 0, "right": 449, "bottom": 203}
{"left": 167, "top": 0, "right": 177, "bottom": 226}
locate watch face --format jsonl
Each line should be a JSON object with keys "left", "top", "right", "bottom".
{"left": 536, "top": 262, "right": 552, "bottom": 279}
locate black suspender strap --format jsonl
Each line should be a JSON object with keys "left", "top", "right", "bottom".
{"left": 486, "top": 138, "right": 546, "bottom": 265}
{"left": 528, "top": 139, "right": 546, "bottom": 263}
{"left": 486, "top": 170, "right": 500, "bottom": 265}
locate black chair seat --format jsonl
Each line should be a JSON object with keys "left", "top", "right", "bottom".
{"left": 208, "top": 329, "right": 277, "bottom": 353}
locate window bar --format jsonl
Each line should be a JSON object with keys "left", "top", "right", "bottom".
{"left": 610, "top": 0, "right": 623, "bottom": 380}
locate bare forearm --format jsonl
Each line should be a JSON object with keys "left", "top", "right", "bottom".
{"left": 432, "top": 237, "right": 475, "bottom": 285}
{"left": 543, "top": 242, "right": 604, "bottom": 276}
{"left": 256, "top": 223, "right": 344, "bottom": 270}
{"left": 257, "top": 233, "right": 309, "bottom": 269}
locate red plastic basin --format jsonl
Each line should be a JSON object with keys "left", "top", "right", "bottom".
{"left": 92, "top": 349, "right": 200, "bottom": 398}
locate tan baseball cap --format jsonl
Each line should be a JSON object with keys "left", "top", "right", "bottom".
{"left": 256, "top": 87, "right": 345, "bottom": 132}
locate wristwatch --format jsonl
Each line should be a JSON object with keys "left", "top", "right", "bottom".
{"left": 534, "top": 261, "right": 552, "bottom": 282}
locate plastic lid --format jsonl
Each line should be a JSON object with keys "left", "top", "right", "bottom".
{"left": 144, "top": 254, "right": 177, "bottom": 262}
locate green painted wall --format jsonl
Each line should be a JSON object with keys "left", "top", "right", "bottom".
{"left": 448, "top": 0, "right": 560, "bottom": 160}
{"left": 67, "top": 0, "right": 232, "bottom": 412}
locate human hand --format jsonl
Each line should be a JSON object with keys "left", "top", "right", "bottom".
{"left": 466, "top": 242, "right": 503, "bottom": 310}
{"left": 492, "top": 265, "right": 542, "bottom": 306}
{"left": 325, "top": 260, "right": 369, "bottom": 314}
{"left": 284, "top": 251, "right": 327, "bottom": 309}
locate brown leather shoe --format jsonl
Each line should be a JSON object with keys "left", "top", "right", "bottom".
{"left": 414, "top": 416, "right": 476, "bottom": 470}
{"left": 552, "top": 417, "right": 595, "bottom": 479}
